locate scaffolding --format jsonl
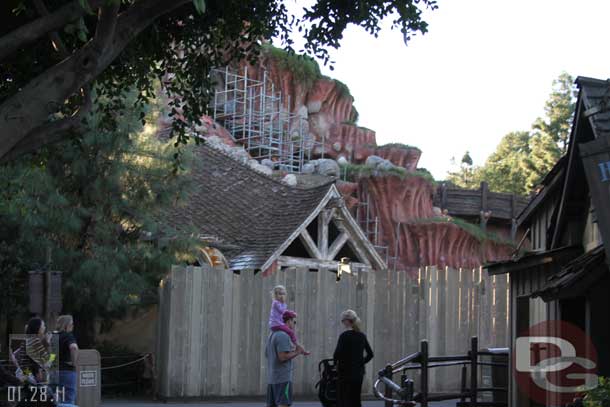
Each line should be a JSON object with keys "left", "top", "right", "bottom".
{"left": 355, "top": 185, "right": 392, "bottom": 267}
{"left": 212, "top": 66, "right": 323, "bottom": 172}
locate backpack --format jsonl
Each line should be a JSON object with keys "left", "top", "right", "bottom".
{"left": 316, "top": 359, "right": 338, "bottom": 407}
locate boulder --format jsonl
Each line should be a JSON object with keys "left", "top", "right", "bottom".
{"left": 332, "top": 142, "right": 342, "bottom": 152}
{"left": 282, "top": 174, "right": 298, "bottom": 186}
{"left": 377, "top": 160, "right": 396, "bottom": 171}
{"left": 253, "top": 164, "right": 273, "bottom": 176}
{"left": 337, "top": 156, "right": 349, "bottom": 165}
{"left": 302, "top": 162, "right": 316, "bottom": 174}
{"left": 261, "top": 158, "right": 275, "bottom": 169}
{"left": 307, "top": 100, "right": 322, "bottom": 114}
{"left": 365, "top": 155, "right": 385, "bottom": 167}
{"left": 315, "top": 158, "right": 340, "bottom": 177}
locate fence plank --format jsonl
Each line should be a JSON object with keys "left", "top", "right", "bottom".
{"left": 157, "top": 263, "right": 512, "bottom": 397}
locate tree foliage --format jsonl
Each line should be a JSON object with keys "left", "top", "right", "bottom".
{"left": 0, "top": 0, "right": 437, "bottom": 161}
{"left": 0, "top": 89, "right": 198, "bottom": 343}
{"left": 448, "top": 73, "right": 576, "bottom": 195}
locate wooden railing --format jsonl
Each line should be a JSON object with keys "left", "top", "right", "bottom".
{"left": 435, "top": 182, "right": 529, "bottom": 223}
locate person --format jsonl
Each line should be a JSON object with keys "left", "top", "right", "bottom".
{"left": 333, "top": 309, "right": 374, "bottom": 407}
{"left": 15, "top": 318, "right": 51, "bottom": 383}
{"left": 265, "top": 310, "right": 304, "bottom": 407}
{"left": 55, "top": 315, "right": 79, "bottom": 405}
{"left": 268, "top": 285, "right": 309, "bottom": 355}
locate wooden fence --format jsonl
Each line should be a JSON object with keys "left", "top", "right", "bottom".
{"left": 156, "top": 265, "right": 509, "bottom": 398}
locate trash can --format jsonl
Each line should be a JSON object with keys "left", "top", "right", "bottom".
{"left": 479, "top": 347, "right": 508, "bottom": 403}
{"left": 76, "top": 350, "right": 101, "bottom": 407}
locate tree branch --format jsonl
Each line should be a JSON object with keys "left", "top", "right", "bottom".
{"left": 32, "top": 0, "right": 71, "bottom": 58}
{"left": 0, "top": 0, "right": 191, "bottom": 161}
{"left": 1, "top": 87, "right": 92, "bottom": 161}
{"left": 93, "top": 2, "right": 121, "bottom": 52}
{"left": 0, "top": 0, "right": 104, "bottom": 62}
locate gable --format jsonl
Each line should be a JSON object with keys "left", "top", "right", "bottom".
{"left": 262, "top": 185, "right": 387, "bottom": 273}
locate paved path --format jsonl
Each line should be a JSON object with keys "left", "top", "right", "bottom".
{"left": 102, "top": 399, "right": 457, "bottom": 407}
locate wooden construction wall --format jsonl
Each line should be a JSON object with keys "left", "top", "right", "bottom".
{"left": 156, "top": 265, "right": 509, "bottom": 398}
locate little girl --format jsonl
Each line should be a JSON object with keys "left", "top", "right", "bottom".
{"left": 268, "top": 285, "right": 310, "bottom": 355}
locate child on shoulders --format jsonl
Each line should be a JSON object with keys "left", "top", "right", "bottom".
{"left": 268, "top": 285, "right": 310, "bottom": 355}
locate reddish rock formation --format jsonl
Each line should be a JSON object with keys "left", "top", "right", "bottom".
{"left": 375, "top": 145, "right": 422, "bottom": 170}
{"left": 319, "top": 123, "right": 377, "bottom": 161}
{"left": 358, "top": 174, "right": 515, "bottom": 274}
{"left": 219, "top": 48, "right": 519, "bottom": 271}
{"left": 196, "top": 115, "right": 237, "bottom": 146}
{"left": 336, "top": 181, "right": 359, "bottom": 209}
{"left": 236, "top": 53, "right": 379, "bottom": 161}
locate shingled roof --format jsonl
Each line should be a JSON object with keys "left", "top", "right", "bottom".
{"left": 166, "top": 142, "right": 343, "bottom": 271}
{"left": 533, "top": 245, "right": 606, "bottom": 301}
{"left": 578, "top": 76, "right": 610, "bottom": 139}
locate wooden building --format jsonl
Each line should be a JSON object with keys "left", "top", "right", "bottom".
{"left": 485, "top": 76, "right": 610, "bottom": 407}
{"left": 165, "top": 141, "right": 387, "bottom": 274}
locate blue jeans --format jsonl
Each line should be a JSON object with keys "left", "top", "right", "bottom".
{"left": 58, "top": 370, "right": 77, "bottom": 405}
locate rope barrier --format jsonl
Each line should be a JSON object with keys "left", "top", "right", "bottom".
{"left": 100, "top": 353, "right": 151, "bottom": 371}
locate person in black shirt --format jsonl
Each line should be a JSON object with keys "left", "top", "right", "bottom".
{"left": 333, "top": 309, "right": 374, "bottom": 407}
{"left": 55, "top": 315, "right": 79, "bottom": 405}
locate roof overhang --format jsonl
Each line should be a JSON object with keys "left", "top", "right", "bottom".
{"left": 533, "top": 245, "right": 607, "bottom": 301}
{"left": 484, "top": 245, "right": 582, "bottom": 276}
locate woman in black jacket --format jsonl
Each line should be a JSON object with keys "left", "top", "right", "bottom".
{"left": 333, "top": 309, "right": 374, "bottom": 407}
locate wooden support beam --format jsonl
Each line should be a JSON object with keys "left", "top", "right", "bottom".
{"left": 324, "top": 208, "right": 336, "bottom": 225}
{"left": 480, "top": 181, "right": 489, "bottom": 212}
{"left": 299, "top": 229, "right": 322, "bottom": 259}
{"left": 440, "top": 183, "right": 448, "bottom": 210}
{"left": 333, "top": 216, "right": 373, "bottom": 266}
{"left": 318, "top": 209, "right": 330, "bottom": 258}
{"left": 277, "top": 256, "right": 371, "bottom": 272}
{"left": 328, "top": 232, "right": 349, "bottom": 260}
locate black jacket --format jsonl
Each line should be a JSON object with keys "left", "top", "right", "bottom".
{"left": 333, "top": 330, "right": 374, "bottom": 379}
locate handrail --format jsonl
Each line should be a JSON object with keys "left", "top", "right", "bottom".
{"left": 390, "top": 351, "right": 421, "bottom": 370}
{"left": 373, "top": 378, "right": 416, "bottom": 406}
{"left": 375, "top": 337, "right": 509, "bottom": 407}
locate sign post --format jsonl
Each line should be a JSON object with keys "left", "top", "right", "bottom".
{"left": 76, "top": 350, "right": 101, "bottom": 407}
{"left": 580, "top": 135, "right": 610, "bottom": 263}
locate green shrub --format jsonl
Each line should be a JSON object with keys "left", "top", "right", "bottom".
{"left": 339, "top": 162, "right": 435, "bottom": 185}
{"left": 333, "top": 79, "right": 353, "bottom": 99}
{"left": 584, "top": 376, "right": 610, "bottom": 407}
{"left": 377, "top": 142, "right": 422, "bottom": 151}
{"left": 261, "top": 44, "right": 321, "bottom": 89}
{"left": 411, "top": 217, "right": 514, "bottom": 246}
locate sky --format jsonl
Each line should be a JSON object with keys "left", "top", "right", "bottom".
{"left": 278, "top": 0, "right": 610, "bottom": 179}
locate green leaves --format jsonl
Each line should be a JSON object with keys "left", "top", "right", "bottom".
{"left": 0, "top": 86, "right": 196, "bottom": 322}
{"left": 77, "top": 0, "right": 95, "bottom": 15}
{"left": 192, "top": 0, "right": 206, "bottom": 14}
{"left": 448, "top": 73, "right": 575, "bottom": 195}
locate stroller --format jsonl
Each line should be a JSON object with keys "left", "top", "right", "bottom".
{"left": 316, "top": 359, "right": 338, "bottom": 407}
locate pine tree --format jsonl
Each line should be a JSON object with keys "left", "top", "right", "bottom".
{"left": 0, "top": 88, "right": 197, "bottom": 345}
{"left": 532, "top": 72, "right": 576, "bottom": 154}
{"left": 446, "top": 73, "right": 575, "bottom": 195}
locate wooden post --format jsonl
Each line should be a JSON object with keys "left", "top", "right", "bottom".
{"left": 440, "top": 183, "right": 448, "bottom": 211}
{"left": 420, "top": 340, "right": 429, "bottom": 407}
{"left": 480, "top": 182, "right": 489, "bottom": 231}
{"left": 470, "top": 336, "right": 478, "bottom": 406}
{"left": 510, "top": 194, "right": 518, "bottom": 242}
{"left": 460, "top": 364, "right": 468, "bottom": 403}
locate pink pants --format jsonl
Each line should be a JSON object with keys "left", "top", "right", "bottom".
{"left": 271, "top": 324, "right": 298, "bottom": 345}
